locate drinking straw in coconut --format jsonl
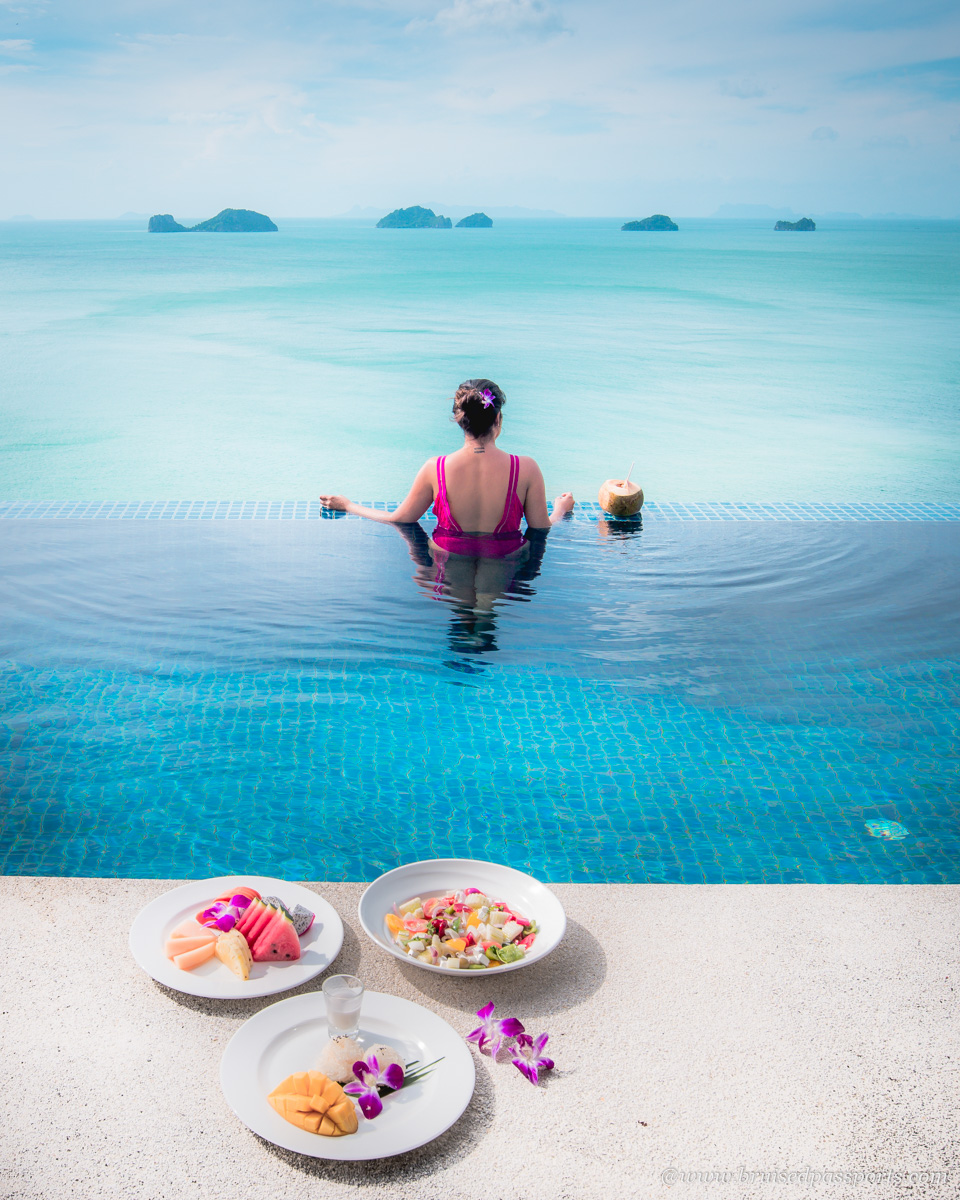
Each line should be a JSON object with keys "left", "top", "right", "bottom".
{"left": 598, "top": 459, "right": 643, "bottom": 516}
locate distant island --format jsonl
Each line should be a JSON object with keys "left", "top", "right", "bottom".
{"left": 147, "top": 208, "right": 278, "bottom": 233}
{"left": 775, "top": 217, "right": 815, "bottom": 231}
{"left": 148, "top": 214, "right": 186, "bottom": 232}
{"left": 622, "top": 214, "right": 678, "bottom": 231}
{"left": 455, "top": 212, "right": 493, "bottom": 228}
{"left": 376, "top": 206, "right": 452, "bottom": 229}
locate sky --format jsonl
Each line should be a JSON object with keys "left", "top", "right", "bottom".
{"left": 0, "top": 0, "right": 958, "bottom": 218}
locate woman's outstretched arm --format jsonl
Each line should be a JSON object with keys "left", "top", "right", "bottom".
{"left": 320, "top": 459, "right": 436, "bottom": 524}
{"left": 522, "top": 459, "right": 575, "bottom": 528}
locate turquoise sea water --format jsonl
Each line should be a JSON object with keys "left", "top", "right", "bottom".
{"left": 2, "top": 218, "right": 959, "bottom": 502}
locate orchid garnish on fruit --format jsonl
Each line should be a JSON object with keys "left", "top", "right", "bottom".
{"left": 344, "top": 1054, "right": 404, "bottom": 1119}
{"left": 198, "top": 893, "right": 251, "bottom": 932}
{"left": 510, "top": 1032, "right": 554, "bottom": 1085}
{"left": 466, "top": 1001, "right": 525, "bottom": 1057}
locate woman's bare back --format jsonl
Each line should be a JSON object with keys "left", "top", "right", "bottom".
{"left": 435, "top": 445, "right": 528, "bottom": 532}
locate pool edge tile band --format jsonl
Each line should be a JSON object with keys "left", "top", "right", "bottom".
{"left": 1, "top": 500, "right": 958, "bottom": 521}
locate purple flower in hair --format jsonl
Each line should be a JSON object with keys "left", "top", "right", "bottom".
{"left": 480, "top": 389, "right": 496, "bottom": 409}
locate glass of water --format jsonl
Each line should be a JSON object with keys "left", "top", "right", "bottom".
{"left": 322, "top": 974, "right": 365, "bottom": 1038}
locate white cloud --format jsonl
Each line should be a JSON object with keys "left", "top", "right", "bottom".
{"left": 0, "top": 0, "right": 957, "bottom": 216}
{"left": 0, "top": 38, "right": 34, "bottom": 55}
{"left": 429, "top": 0, "right": 563, "bottom": 36}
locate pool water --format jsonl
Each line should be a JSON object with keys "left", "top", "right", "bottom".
{"left": 1, "top": 516, "right": 958, "bottom": 882}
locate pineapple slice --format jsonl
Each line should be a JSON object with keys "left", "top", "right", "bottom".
{"left": 216, "top": 928, "right": 253, "bottom": 981}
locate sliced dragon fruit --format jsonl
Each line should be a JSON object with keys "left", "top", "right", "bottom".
{"left": 289, "top": 905, "right": 315, "bottom": 937}
{"left": 258, "top": 896, "right": 313, "bottom": 936}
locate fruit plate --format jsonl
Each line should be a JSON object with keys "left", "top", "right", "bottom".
{"left": 129, "top": 876, "right": 343, "bottom": 999}
{"left": 358, "top": 858, "right": 566, "bottom": 977}
{"left": 221, "top": 990, "right": 475, "bottom": 1159}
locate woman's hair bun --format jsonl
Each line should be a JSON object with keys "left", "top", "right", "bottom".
{"left": 452, "top": 378, "right": 506, "bottom": 438}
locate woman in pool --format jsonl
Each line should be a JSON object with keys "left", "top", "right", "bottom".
{"left": 320, "top": 378, "right": 573, "bottom": 543}
{"left": 320, "top": 379, "right": 574, "bottom": 613}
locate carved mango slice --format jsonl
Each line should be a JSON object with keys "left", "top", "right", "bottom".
{"left": 268, "top": 1071, "right": 358, "bottom": 1136}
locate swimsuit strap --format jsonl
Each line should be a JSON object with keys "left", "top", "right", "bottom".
{"left": 434, "top": 455, "right": 463, "bottom": 533}
{"left": 493, "top": 455, "right": 521, "bottom": 534}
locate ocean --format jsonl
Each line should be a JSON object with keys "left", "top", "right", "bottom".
{"left": 1, "top": 217, "right": 958, "bottom": 502}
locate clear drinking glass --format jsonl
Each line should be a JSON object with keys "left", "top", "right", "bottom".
{"left": 322, "top": 974, "right": 365, "bottom": 1038}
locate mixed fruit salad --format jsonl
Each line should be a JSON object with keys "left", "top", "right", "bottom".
{"left": 386, "top": 888, "right": 538, "bottom": 969}
{"left": 163, "top": 885, "right": 315, "bottom": 981}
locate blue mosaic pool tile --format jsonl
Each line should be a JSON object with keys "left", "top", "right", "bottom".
{"left": 1, "top": 516, "right": 957, "bottom": 883}
{"left": 0, "top": 499, "right": 958, "bottom": 521}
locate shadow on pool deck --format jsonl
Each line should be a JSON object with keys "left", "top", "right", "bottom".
{"left": 394, "top": 918, "right": 607, "bottom": 1019}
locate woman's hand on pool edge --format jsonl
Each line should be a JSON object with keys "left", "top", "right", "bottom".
{"left": 550, "top": 492, "right": 575, "bottom": 523}
{"left": 319, "top": 494, "right": 350, "bottom": 512}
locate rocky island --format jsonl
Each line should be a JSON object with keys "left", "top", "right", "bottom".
{"left": 147, "top": 214, "right": 187, "bottom": 232}
{"left": 622, "top": 214, "right": 678, "bottom": 231}
{"left": 775, "top": 217, "right": 816, "bottom": 231}
{"left": 455, "top": 212, "right": 493, "bottom": 228}
{"left": 147, "top": 208, "right": 278, "bottom": 232}
{"left": 376, "top": 206, "right": 452, "bottom": 229}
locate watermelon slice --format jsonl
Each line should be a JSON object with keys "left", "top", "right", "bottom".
{"left": 243, "top": 901, "right": 280, "bottom": 946}
{"left": 240, "top": 899, "right": 276, "bottom": 938}
{"left": 251, "top": 908, "right": 301, "bottom": 962}
{"left": 236, "top": 898, "right": 266, "bottom": 937}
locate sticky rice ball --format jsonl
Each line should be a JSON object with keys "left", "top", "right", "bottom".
{"left": 364, "top": 1044, "right": 405, "bottom": 1075}
{"left": 317, "top": 1036, "right": 364, "bottom": 1084}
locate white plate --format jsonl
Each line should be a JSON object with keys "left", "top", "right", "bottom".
{"left": 220, "top": 990, "right": 476, "bottom": 1159}
{"left": 358, "top": 858, "right": 566, "bottom": 976}
{"left": 129, "top": 876, "right": 343, "bottom": 999}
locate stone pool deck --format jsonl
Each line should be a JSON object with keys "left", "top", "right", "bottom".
{"left": 1, "top": 881, "right": 957, "bottom": 1200}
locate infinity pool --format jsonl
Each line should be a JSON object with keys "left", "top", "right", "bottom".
{"left": 1, "top": 515, "right": 957, "bottom": 882}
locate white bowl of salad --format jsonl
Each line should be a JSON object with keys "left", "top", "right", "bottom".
{"left": 358, "top": 858, "right": 566, "bottom": 975}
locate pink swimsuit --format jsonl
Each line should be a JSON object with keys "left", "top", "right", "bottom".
{"left": 432, "top": 454, "right": 526, "bottom": 558}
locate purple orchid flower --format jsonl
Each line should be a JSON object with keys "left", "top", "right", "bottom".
{"left": 510, "top": 1032, "right": 554, "bottom": 1085}
{"left": 466, "top": 1002, "right": 525, "bottom": 1058}
{"left": 199, "top": 893, "right": 251, "bottom": 932}
{"left": 480, "top": 389, "right": 496, "bottom": 409}
{"left": 343, "top": 1054, "right": 404, "bottom": 1120}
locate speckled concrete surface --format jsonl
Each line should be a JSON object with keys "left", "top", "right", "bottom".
{"left": 0, "top": 882, "right": 957, "bottom": 1200}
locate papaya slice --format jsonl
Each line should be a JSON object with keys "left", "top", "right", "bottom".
{"left": 216, "top": 886, "right": 261, "bottom": 903}
{"left": 172, "top": 917, "right": 213, "bottom": 939}
{"left": 173, "top": 941, "right": 217, "bottom": 971}
{"left": 165, "top": 933, "right": 216, "bottom": 958}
